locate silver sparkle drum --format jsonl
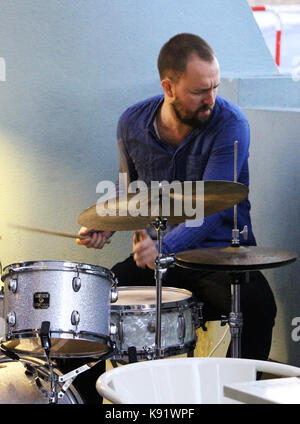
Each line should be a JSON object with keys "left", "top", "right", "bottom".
{"left": 0, "top": 355, "right": 84, "bottom": 404}
{"left": 110, "top": 286, "right": 203, "bottom": 361}
{"left": 0, "top": 260, "right": 118, "bottom": 358}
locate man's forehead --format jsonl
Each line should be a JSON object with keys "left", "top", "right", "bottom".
{"left": 185, "top": 54, "right": 220, "bottom": 75}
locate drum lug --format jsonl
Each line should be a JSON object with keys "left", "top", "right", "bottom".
{"left": 0, "top": 286, "right": 4, "bottom": 300}
{"left": 147, "top": 320, "right": 156, "bottom": 333}
{"left": 72, "top": 276, "right": 81, "bottom": 292}
{"left": 177, "top": 313, "right": 186, "bottom": 344}
{"left": 8, "top": 278, "right": 18, "bottom": 293}
{"left": 110, "top": 323, "right": 117, "bottom": 336}
{"left": 71, "top": 310, "right": 80, "bottom": 326}
{"left": 110, "top": 286, "right": 118, "bottom": 303}
{"left": 7, "top": 311, "right": 16, "bottom": 327}
{"left": 192, "top": 302, "right": 204, "bottom": 329}
{"left": 116, "top": 318, "right": 124, "bottom": 345}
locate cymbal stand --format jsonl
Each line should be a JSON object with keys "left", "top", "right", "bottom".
{"left": 151, "top": 217, "right": 174, "bottom": 359}
{"left": 225, "top": 272, "right": 246, "bottom": 358}
{"left": 224, "top": 141, "right": 248, "bottom": 358}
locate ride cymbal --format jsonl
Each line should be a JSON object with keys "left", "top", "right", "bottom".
{"left": 77, "top": 180, "right": 249, "bottom": 231}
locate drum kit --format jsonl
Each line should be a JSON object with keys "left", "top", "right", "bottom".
{"left": 0, "top": 147, "right": 297, "bottom": 404}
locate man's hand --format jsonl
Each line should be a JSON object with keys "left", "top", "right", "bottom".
{"left": 133, "top": 230, "right": 158, "bottom": 270}
{"left": 76, "top": 227, "right": 113, "bottom": 249}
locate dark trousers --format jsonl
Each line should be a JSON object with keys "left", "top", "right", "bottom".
{"left": 58, "top": 254, "right": 277, "bottom": 403}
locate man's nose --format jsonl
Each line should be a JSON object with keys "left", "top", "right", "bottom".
{"left": 203, "top": 89, "right": 215, "bottom": 106}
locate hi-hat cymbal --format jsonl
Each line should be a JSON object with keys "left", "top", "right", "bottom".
{"left": 175, "top": 246, "right": 298, "bottom": 272}
{"left": 77, "top": 180, "right": 248, "bottom": 231}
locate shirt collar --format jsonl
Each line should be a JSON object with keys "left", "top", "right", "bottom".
{"left": 145, "top": 95, "right": 164, "bottom": 128}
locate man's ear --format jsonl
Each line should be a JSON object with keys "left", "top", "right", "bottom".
{"left": 161, "top": 78, "right": 175, "bottom": 100}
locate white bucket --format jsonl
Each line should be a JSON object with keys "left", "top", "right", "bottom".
{"left": 96, "top": 357, "right": 300, "bottom": 404}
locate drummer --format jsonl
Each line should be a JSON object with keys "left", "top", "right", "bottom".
{"left": 78, "top": 34, "right": 277, "bottom": 363}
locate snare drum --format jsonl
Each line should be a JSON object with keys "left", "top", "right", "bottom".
{"left": 110, "top": 286, "right": 203, "bottom": 361}
{"left": 1, "top": 260, "right": 118, "bottom": 358}
{"left": 0, "top": 355, "right": 84, "bottom": 404}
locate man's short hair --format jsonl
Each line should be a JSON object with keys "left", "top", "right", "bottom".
{"left": 157, "top": 33, "right": 215, "bottom": 81}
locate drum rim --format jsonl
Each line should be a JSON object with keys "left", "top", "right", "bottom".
{"left": 1, "top": 330, "right": 114, "bottom": 358}
{"left": 112, "top": 339, "right": 197, "bottom": 361}
{"left": 1, "top": 260, "right": 115, "bottom": 281}
{"left": 111, "top": 286, "right": 194, "bottom": 310}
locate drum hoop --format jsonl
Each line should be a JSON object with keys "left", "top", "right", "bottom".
{"left": 111, "top": 286, "right": 194, "bottom": 311}
{"left": 1, "top": 330, "right": 114, "bottom": 358}
{"left": 112, "top": 339, "right": 197, "bottom": 361}
{"left": 1, "top": 260, "right": 114, "bottom": 281}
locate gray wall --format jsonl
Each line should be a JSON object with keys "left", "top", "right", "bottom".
{"left": 245, "top": 108, "right": 300, "bottom": 365}
{"left": 0, "top": 0, "right": 276, "bottom": 270}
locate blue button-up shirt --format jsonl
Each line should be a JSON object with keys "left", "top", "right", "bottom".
{"left": 117, "top": 94, "right": 256, "bottom": 253}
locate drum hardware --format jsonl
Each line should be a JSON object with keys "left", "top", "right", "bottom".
{"left": 224, "top": 141, "right": 246, "bottom": 358}
{"left": 71, "top": 310, "right": 81, "bottom": 333}
{"left": 128, "top": 346, "right": 138, "bottom": 363}
{"left": 39, "top": 321, "right": 57, "bottom": 403}
{"left": 56, "top": 346, "right": 118, "bottom": 402}
{"left": 110, "top": 323, "right": 118, "bottom": 337}
{"left": 8, "top": 277, "right": 18, "bottom": 293}
{"left": 191, "top": 302, "right": 204, "bottom": 330}
{"left": 110, "top": 279, "right": 119, "bottom": 303}
{"left": 177, "top": 313, "right": 186, "bottom": 345}
{"left": 72, "top": 268, "right": 81, "bottom": 292}
{"left": 152, "top": 216, "right": 171, "bottom": 359}
{"left": 147, "top": 321, "right": 156, "bottom": 333}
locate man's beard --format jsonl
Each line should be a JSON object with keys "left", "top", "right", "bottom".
{"left": 171, "top": 100, "right": 214, "bottom": 128}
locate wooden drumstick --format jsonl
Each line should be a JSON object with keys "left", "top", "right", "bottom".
{"left": 7, "top": 223, "right": 111, "bottom": 243}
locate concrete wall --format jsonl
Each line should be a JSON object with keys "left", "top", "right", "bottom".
{"left": 0, "top": 0, "right": 276, "bottom": 271}
{"left": 244, "top": 107, "right": 300, "bottom": 366}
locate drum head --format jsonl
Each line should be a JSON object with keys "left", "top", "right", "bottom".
{"left": 112, "top": 286, "right": 192, "bottom": 309}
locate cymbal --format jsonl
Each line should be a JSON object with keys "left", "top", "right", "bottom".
{"left": 175, "top": 246, "right": 298, "bottom": 272}
{"left": 77, "top": 180, "right": 248, "bottom": 231}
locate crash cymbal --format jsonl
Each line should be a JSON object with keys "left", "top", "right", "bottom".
{"left": 175, "top": 246, "right": 298, "bottom": 272}
{"left": 77, "top": 180, "right": 248, "bottom": 231}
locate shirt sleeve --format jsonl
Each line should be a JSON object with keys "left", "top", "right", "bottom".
{"left": 116, "top": 116, "right": 138, "bottom": 195}
{"left": 160, "top": 117, "right": 250, "bottom": 253}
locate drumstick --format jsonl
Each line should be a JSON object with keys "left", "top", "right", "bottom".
{"left": 7, "top": 223, "right": 111, "bottom": 243}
